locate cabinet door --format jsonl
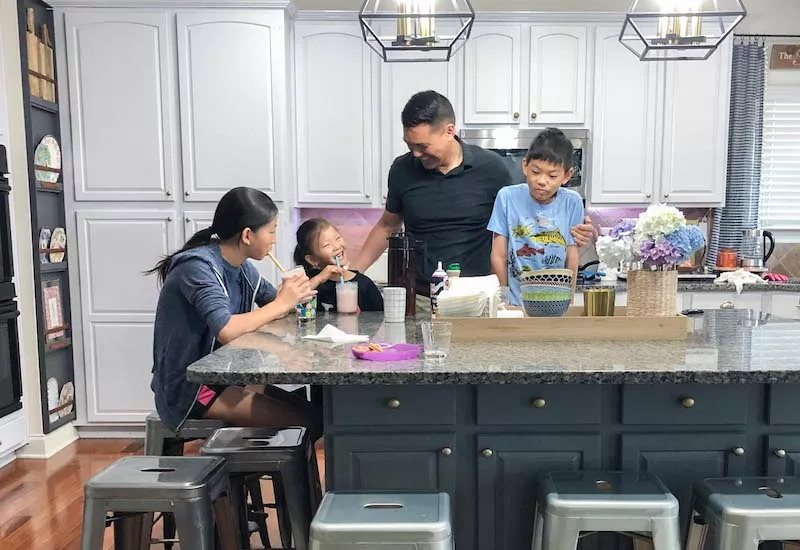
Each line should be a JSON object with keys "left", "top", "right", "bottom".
{"left": 76, "top": 210, "right": 179, "bottom": 422}
{"left": 330, "top": 433, "right": 456, "bottom": 495}
{"left": 590, "top": 26, "right": 658, "bottom": 205}
{"left": 463, "top": 24, "right": 522, "bottom": 124}
{"left": 177, "top": 11, "right": 286, "bottom": 202}
{"left": 528, "top": 25, "right": 587, "bottom": 125}
{"left": 294, "top": 23, "right": 378, "bottom": 204}
{"left": 621, "top": 433, "right": 747, "bottom": 527}
{"left": 65, "top": 11, "right": 177, "bottom": 201}
{"left": 380, "top": 31, "right": 458, "bottom": 203}
{"left": 477, "top": 434, "right": 601, "bottom": 550}
{"left": 766, "top": 435, "right": 800, "bottom": 476}
{"left": 772, "top": 293, "right": 800, "bottom": 319}
{"left": 183, "top": 209, "right": 281, "bottom": 288}
{"left": 659, "top": 41, "right": 731, "bottom": 205}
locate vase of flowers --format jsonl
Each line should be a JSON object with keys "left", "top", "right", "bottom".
{"left": 596, "top": 205, "right": 706, "bottom": 317}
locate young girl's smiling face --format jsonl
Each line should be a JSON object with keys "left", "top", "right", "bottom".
{"left": 308, "top": 225, "right": 348, "bottom": 268}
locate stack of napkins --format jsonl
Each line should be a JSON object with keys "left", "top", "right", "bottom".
{"left": 302, "top": 324, "right": 369, "bottom": 344}
{"left": 437, "top": 275, "right": 500, "bottom": 317}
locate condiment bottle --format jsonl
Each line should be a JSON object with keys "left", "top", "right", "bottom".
{"left": 446, "top": 263, "right": 461, "bottom": 286}
{"left": 429, "top": 261, "right": 448, "bottom": 314}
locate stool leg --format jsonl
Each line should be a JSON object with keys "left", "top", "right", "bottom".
{"left": 308, "top": 447, "right": 323, "bottom": 512}
{"left": 714, "top": 525, "right": 761, "bottom": 550}
{"left": 230, "top": 474, "right": 252, "bottom": 549}
{"left": 541, "top": 513, "right": 580, "bottom": 550}
{"left": 532, "top": 502, "right": 544, "bottom": 550}
{"left": 272, "top": 475, "right": 293, "bottom": 549}
{"left": 144, "top": 421, "right": 165, "bottom": 456}
{"left": 173, "top": 498, "right": 216, "bottom": 550}
{"left": 113, "top": 513, "right": 150, "bottom": 550}
{"left": 80, "top": 498, "right": 109, "bottom": 550}
{"left": 278, "top": 460, "right": 313, "bottom": 550}
{"left": 246, "top": 476, "right": 271, "bottom": 548}
{"left": 651, "top": 518, "right": 681, "bottom": 550}
{"left": 214, "top": 490, "right": 244, "bottom": 550}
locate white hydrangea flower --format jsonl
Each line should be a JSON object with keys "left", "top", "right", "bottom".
{"left": 635, "top": 204, "right": 686, "bottom": 239}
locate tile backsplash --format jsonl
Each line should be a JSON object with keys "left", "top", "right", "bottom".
{"left": 300, "top": 207, "right": 799, "bottom": 276}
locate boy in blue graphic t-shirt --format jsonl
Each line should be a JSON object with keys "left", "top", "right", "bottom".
{"left": 487, "top": 128, "right": 584, "bottom": 306}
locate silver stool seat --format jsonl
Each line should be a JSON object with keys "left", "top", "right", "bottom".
{"left": 201, "top": 426, "right": 322, "bottom": 550}
{"left": 309, "top": 491, "right": 453, "bottom": 550}
{"left": 533, "top": 471, "right": 681, "bottom": 550}
{"left": 80, "top": 456, "right": 240, "bottom": 550}
{"left": 687, "top": 476, "right": 800, "bottom": 550}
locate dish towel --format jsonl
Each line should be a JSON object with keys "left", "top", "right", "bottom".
{"left": 714, "top": 269, "right": 767, "bottom": 294}
{"left": 301, "top": 324, "right": 369, "bottom": 344}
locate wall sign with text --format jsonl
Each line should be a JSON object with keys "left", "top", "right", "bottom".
{"left": 771, "top": 45, "right": 800, "bottom": 69}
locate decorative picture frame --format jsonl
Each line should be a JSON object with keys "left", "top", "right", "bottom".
{"left": 42, "top": 279, "right": 65, "bottom": 341}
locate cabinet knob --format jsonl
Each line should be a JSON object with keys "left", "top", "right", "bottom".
{"left": 441, "top": 447, "right": 452, "bottom": 457}
{"left": 513, "top": 112, "right": 520, "bottom": 119}
{"left": 387, "top": 398, "right": 400, "bottom": 409}
{"left": 680, "top": 397, "right": 696, "bottom": 408}
{"left": 383, "top": 194, "right": 387, "bottom": 200}
{"left": 185, "top": 191, "right": 190, "bottom": 197}
{"left": 720, "top": 301, "right": 735, "bottom": 310}
{"left": 482, "top": 449, "right": 493, "bottom": 458}
{"left": 664, "top": 193, "right": 670, "bottom": 198}
{"left": 646, "top": 193, "right": 652, "bottom": 198}
{"left": 167, "top": 216, "right": 173, "bottom": 222}
{"left": 365, "top": 193, "right": 371, "bottom": 199}
{"left": 775, "top": 449, "right": 787, "bottom": 458}
{"left": 532, "top": 397, "right": 546, "bottom": 409}
{"left": 531, "top": 112, "right": 538, "bottom": 119}
{"left": 185, "top": 217, "right": 192, "bottom": 223}
{"left": 732, "top": 447, "right": 745, "bottom": 456}
{"left": 166, "top": 190, "right": 172, "bottom": 196}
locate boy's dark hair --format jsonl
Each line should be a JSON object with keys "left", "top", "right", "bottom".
{"left": 401, "top": 90, "right": 456, "bottom": 129}
{"left": 525, "top": 127, "right": 574, "bottom": 171}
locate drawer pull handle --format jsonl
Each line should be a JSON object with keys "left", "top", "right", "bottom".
{"left": 441, "top": 447, "right": 452, "bottom": 457}
{"left": 532, "top": 398, "right": 546, "bottom": 409}
{"left": 775, "top": 449, "right": 787, "bottom": 458}
{"left": 720, "top": 301, "right": 735, "bottom": 310}
{"left": 386, "top": 398, "right": 400, "bottom": 409}
{"left": 681, "top": 397, "right": 696, "bottom": 408}
{"left": 732, "top": 447, "right": 745, "bottom": 456}
{"left": 482, "top": 449, "right": 493, "bottom": 458}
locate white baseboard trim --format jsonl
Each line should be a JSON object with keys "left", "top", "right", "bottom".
{"left": 0, "top": 452, "right": 17, "bottom": 470}
{"left": 18, "top": 423, "right": 79, "bottom": 459}
{"left": 76, "top": 424, "right": 145, "bottom": 439}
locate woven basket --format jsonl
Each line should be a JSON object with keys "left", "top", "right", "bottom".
{"left": 626, "top": 269, "right": 678, "bottom": 317}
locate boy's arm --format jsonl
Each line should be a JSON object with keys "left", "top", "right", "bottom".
{"left": 566, "top": 245, "right": 579, "bottom": 295}
{"left": 491, "top": 234, "right": 509, "bottom": 286}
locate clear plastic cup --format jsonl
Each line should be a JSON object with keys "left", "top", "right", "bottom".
{"left": 421, "top": 321, "right": 452, "bottom": 359}
{"left": 281, "top": 266, "right": 316, "bottom": 320}
{"left": 336, "top": 281, "right": 359, "bottom": 314}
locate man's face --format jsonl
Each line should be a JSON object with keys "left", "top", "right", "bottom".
{"left": 403, "top": 122, "right": 455, "bottom": 170}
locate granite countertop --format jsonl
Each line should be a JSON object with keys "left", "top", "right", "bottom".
{"left": 187, "top": 310, "right": 800, "bottom": 386}
{"left": 576, "top": 278, "right": 800, "bottom": 293}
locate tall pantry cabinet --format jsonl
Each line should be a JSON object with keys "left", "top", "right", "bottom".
{"left": 55, "top": 3, "right": 293, "bottom": 424}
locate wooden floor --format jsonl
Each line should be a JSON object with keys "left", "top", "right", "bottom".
{"left": 0, "top": 438, "right": 324, "bottom": 549}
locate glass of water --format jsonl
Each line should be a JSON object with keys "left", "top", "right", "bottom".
{"left": 421, "top": 321, "right": 452, "bottom": 359}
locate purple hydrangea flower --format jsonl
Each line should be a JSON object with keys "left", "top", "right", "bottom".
{"left": 610, "top": 219, "right": 637, "bottom": 239}
{"left": 640, "top": 240, "right": 682, "bottom": 267}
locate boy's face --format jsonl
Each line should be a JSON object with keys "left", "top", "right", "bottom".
{"left": 522, "top": 158, "right": 574, "bottom": 204}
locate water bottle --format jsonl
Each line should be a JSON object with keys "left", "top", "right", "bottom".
{"left": 429, "top": 261, "right": 449, "bottom": 314}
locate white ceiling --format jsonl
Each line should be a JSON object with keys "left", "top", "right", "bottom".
{"left": 293, "top": 0, "right": 800, "bottom": 34}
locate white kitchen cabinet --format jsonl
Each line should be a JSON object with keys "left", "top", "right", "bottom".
{"left": 528, "top": 25, "right": 587, "bottom": 125}
{"left": 772, "top": 293, "right": 800, "bottom": 319}
{"left": 659, "top": 40, "right": 731, "bottom": 205}
{"left": 590, "top": 26, "right": 659, "bottom": 205}
{"left": 688, "top": 292, "right": 770, "bottom": 312}
{"left": 379, "top": 41, "right": 459, "bottom": 203}
{"left": 177, "top": 11, "right": 287, "bottom": 203}
{"left": 75, "top": 210, "right": 178, "bottom": 422}
{"left": 462, "top": 24, "right": 522, "bottom": 125}
{"left": 65, "top": 10, "right": 177, "bottom": 202}
{"left": 294, "top": 22, "right": 379, "bottom": 204}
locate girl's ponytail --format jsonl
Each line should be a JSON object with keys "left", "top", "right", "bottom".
{"left": 146, "top": 227, "right": 215, "bottom": 284}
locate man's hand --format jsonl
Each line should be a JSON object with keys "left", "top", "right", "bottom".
{"left": 570, "top": 215, "right": 598, "bottom": 248}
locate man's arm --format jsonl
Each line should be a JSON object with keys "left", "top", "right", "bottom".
{"left": 565, "top": 245, "right": 579, "bottom": 293}
{"left": 491, "top": 234, "right": 509, "bottom": 286}
{"left": 350, "top": 210, "right": 403, "bottom": 272}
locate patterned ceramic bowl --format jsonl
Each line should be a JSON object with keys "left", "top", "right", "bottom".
{"left": 519, "top": 268, "right": 575, "bottom": 287}
{"left": 520, "top": 284, "right": 574, "bottom": 317}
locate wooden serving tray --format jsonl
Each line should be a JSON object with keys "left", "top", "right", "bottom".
{"left": 446, "top": 307, "right": 690, "bottom": 342}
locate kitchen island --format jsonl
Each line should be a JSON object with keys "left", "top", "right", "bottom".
{"left": 188, "top": 310, "right": 800, "bottom": 550}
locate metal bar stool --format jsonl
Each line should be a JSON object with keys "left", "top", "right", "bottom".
{"left": 686, "top": 477, "right": 800, "bottom": 550}
{"left": 80, "top": 456, "right": 240, "bottom": 550}
{"left": 309, "top": 491, "right": 453, "bottom": 550}
{"left": 532, "top": 471, "right": 681, "bottom": 550}
{"left": 200, "top": 426, "right": 321, "bottom": 550}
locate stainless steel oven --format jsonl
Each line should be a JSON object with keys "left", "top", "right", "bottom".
{"left": 460, "top": 128, "right": 589, "bottom": 198}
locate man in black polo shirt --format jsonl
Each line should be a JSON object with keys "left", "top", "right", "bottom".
{"left": 351, "top": 91, "right": 595, "bottom": 309}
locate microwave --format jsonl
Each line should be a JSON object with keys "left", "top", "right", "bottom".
{"left": 460, "top": 128, "right": 589, "bottom": 199}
